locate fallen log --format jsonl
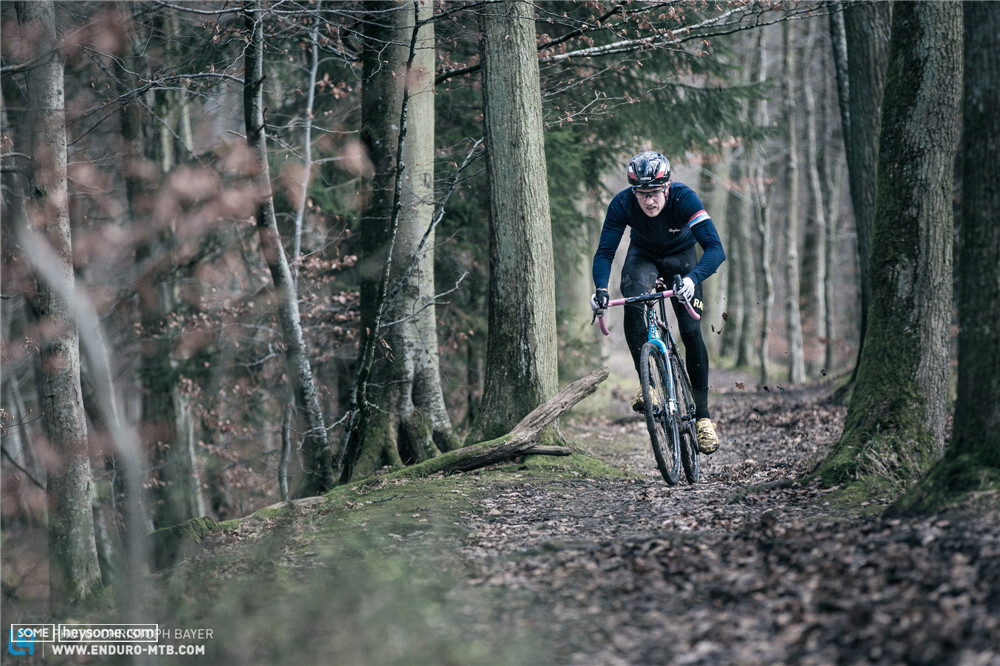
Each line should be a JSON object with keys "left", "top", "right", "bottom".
{"left": 520, "top": 445, "right": 572, "bottom": 457}
{"left": 385, "top": 366, "right": 609, "bottom": 479}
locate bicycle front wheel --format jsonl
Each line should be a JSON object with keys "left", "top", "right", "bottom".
{"left": 640, "top": 342, "right": 680, "bottom": 485}
{"left": 670, "top": 352, "right": 700, "bottom": 484}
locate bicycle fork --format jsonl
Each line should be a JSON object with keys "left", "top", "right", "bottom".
{"left": 648, "top": 339, "right": 678, "bottom": 417}
{"left": 645, "top": 304, "right": 679, "bottom": 418}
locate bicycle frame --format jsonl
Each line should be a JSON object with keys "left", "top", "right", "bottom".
{"left": 594, "top": 284, "right": 701, "bottom": 484}
{"left": 600, "top": 289, "right": 691, "bottom": 411}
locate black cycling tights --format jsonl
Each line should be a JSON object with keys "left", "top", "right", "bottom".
{"left": 620, "top": 244, "right": 710, "bottom": 420}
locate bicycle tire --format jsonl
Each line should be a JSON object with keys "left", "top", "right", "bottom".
{"left": 670, "top": 352, "right": 700, "bottom": 484}
{"left": 639, "top": 342, "right": 680, "bottom": 485}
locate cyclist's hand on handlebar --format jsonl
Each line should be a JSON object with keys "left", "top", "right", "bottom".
{"left": 674, "top": 276, "right": 695, "bottom": 302}
{"left": 591, "top": 288, "right": 609, "bottom": 311}
{"left": 591, "top": 288, "right": 608, "bottom": 324}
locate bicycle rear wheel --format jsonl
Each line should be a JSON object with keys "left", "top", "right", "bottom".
{"left": 670, "top": 352, "right": 700, "bottom": 484}
{"left": 639, "top": 342, "right": 680, "bottom": 485}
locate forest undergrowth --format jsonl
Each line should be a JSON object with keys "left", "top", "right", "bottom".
{"left": 3, "top": 376, "right": 999, "bottom": 665}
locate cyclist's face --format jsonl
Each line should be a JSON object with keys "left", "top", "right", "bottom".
{"left": 633, "top": 185, "right": 667, "bottom": 217}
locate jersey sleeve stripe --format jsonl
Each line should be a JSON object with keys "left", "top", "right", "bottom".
{"left": 687, "top": 210, "right": 711, "bottom": 227}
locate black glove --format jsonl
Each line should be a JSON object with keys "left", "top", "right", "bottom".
{"left": 591, "top": 288, "right": 609, "bottom": 311}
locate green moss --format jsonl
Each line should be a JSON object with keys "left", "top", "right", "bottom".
{"left": 888, "top": 453, "right": 1000, "bottom": 517}
{"left": 146, "top": 516, "right": 220, "bottom": 571}
{"left": 399, "top": 409, "right": 439, "bottom": 464}
{"left": 808, "top": 428, "right": 940, "bottom": 507}
{"left": 348, "top": 411, "right": 404, "bottom": 481}
{"left": 497, "top": 452, "right": 634, "bottom": 480}
{"left": 247, "top": 504, "right": 297, "bottom": 521}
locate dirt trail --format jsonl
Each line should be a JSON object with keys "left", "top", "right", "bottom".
{"left": 457, "top": 379, "right": 1000, "bottom": 665}
{"left": 5, "top": 375, "right": 996, "bottom": 665}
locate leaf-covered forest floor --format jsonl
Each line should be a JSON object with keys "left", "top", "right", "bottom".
{"left": 458, "top": 376, "right": 1000, "bottom": 665}
{"left": 4, "top": 374, "right": 999, "bottom": 665}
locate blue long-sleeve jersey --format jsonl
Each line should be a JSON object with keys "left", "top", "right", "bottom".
{"left": 591, "top": 182, "right": 726, "bottom": 289}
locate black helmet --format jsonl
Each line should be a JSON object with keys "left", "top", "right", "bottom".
{"left": 627, "top": 151, "right": 671, "bottom": 188}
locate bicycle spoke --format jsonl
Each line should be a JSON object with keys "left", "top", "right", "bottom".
{"left": 640, "top": 342, "right": 680, "bottom": 485}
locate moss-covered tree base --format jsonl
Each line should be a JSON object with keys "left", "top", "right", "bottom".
{"left": 807, "top": 430, "right": 940, "bottom": 507}
{"left": 146, "top": 516, "right": 220, "bottom": 571}
{"left": 887, "top": 454, "right": 1000, "bottom": 517}
{"left": 346, "top": 410, "right": 406, "bottom": 482}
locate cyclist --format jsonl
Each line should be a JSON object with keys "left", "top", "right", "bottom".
{"left": 591, "top": 151, "right": 726, "bottom": 454}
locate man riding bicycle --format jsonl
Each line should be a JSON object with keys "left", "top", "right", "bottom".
{"left": 591, "top": 151, "right": 726, "bottom": 454}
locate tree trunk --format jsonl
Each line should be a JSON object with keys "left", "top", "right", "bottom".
{"left": 892, "top": 1, "right": 1000, "bottom": 514}
{"left": 782, "top": 21, "right": 805, "bottom": 384}
{"left": 705, "top": 154, "right": 728, "bottom": 357}
{"left": 350, "top": 0, "right": 412, "bottom": 478}
{"left": 801, "top": 19, "right": 828, "bottom": 377}
{"left": 718, "top": 39, "right": 753, "bottom": 367}
{"left": 340, "top": 0, "right": 458, "bottom": 483}
{"left": 719, "top": 155, "right": 742, "bottom": 361}
{"left": 819, "top": 65, "right": 844, "bottom": 375}
{"left": 814, "top": 1, "right": 962, "bottom": 496}
{"left": 728, "top": 156, "right": 756, "bottom": 369}
{"left": 243, "top": 0, "right": 332, "bottom": 497}
{"left": 699, "top": 164, "right": 726, "bottom": 357}
{"left": 750, "top": 30, "right": 774, "bottom": 384}
{"left": 802, "top": 77, "right": 827, "bottom": 373}
{"left": 120, "top": 13, "right": 205, "bottom": 529}
{"left": 14, "top": 0, "right": 102, "bottom": 607}
{"left": 834, "top": 1, "right": 892, "bottom": 383}
{"left": 466, "top": 0, "right": 559, "bottom": 444}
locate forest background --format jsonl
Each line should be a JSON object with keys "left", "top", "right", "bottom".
{"left": 1, "top": 0, "right": 997, "bottom": 629}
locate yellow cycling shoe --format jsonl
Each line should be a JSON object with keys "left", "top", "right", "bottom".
{"left": 631, "top": 389, "right": 645, "bottom": 413}
{"left": 696, "top": 418, "right": 719, "bottom": 454}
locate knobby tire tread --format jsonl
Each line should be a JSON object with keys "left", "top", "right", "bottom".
{"left": 670, "top": 352, "right": 700, "bottom": 484}
{"left": 640, "top": 342, "right": 680, "bottom": 485}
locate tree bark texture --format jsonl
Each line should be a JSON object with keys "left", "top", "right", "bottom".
{"left": 816, "top": 1, "right": 962, "bottom": 491}
{"left": 839, "top": 1, "right": 892, "bottom": 378}
{"left": 15, "top": 0, "right": 102, "bottom": 606}
{"left": 819, "top": 65, "right": 843, "bottom": 375}
{"left": 244, "top": 1, "right": 332, "bottom": 497}
{"left": 348, "top": 1, "right": 457, "bottom": 482}
{"left": 782, "top": 21, "right": 805, "bottom": 384}
{"left": 750, "top": 30, "right": 774, "bottom": 384}
{"left": 802, "top": 20, "right": 830, "bottom": 375}
{"left": 467, "top": 0, "right": 559, "bottom": 443}
{"left": 403, "top": 1, "right": 458, "bottom": 455}
{"left": 892, "top": 1, "right": 1000, "bottom": 513}
{"left": 951, "top": 1, "right": 999, "bottom": 463}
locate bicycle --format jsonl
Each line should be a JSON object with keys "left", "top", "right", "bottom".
{"left": 593, "top": 275, "right": 700, "bottom": 485}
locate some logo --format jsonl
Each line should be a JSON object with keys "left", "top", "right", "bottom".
{"left": 8, "top": 627, "right": 37, "bottom": 656}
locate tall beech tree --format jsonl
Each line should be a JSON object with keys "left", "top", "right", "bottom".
{"left": 13, "top": 0, "right": 102, "bottom": 606}
{"left": 466, "top": 0, "right": 558, "bottom": 444}
{"left": 831, "top": 1, "right": 891, "bottom": 381}
{"left": 782, "top": 20, "right": 805, "bottom": 384}
{"left": 893, "top": 1, "right": 1000, "bottom": 514}
{"left": 340, "top": 0, "right": 458, "bottom": 482}
{"left": 814, "top": 2, "right": 962, "bottom": 496}
{"left": 750, "top": 29, "right": 775, "bottom": 384}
